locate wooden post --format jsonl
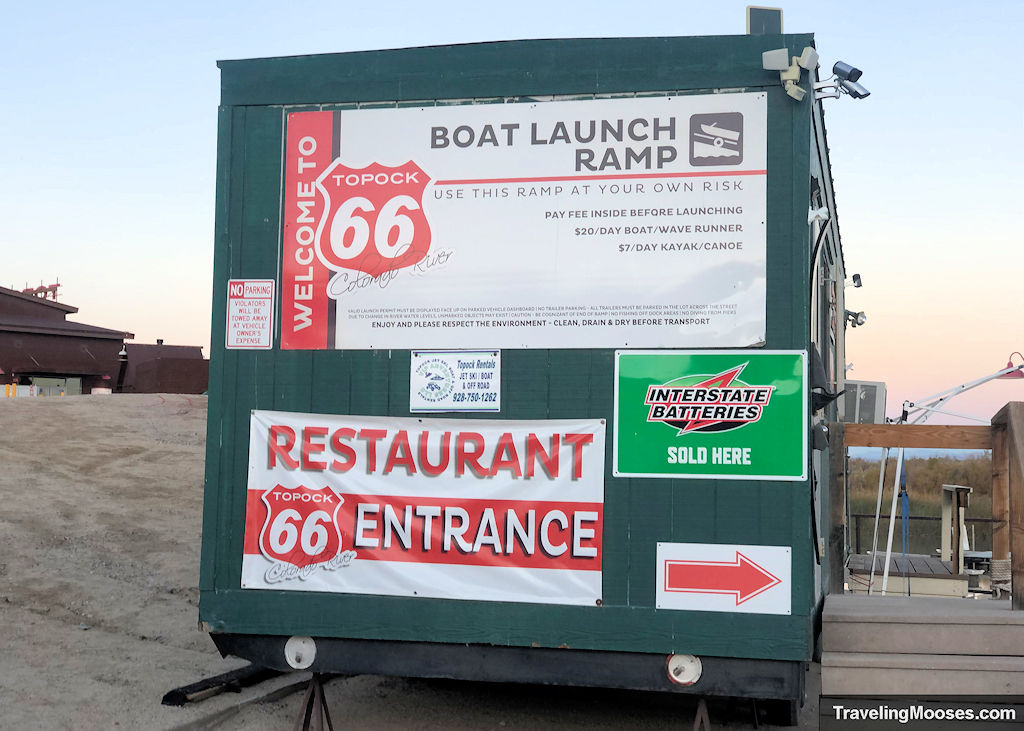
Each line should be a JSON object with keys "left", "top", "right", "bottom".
{"left": 940, "top": 487, "right": 953, "bottom": 562}
{"left": 941, "top": 485, "right": 972, "bottom": 573}
{"left": 828, "top": 422, "right": 847, "bottom": 595}
{"left": 957, "top": 491, "right": 969, "bottom": 574}
{"left": 992, "top": 424, "right": 1010, "bottom": 562}
{"left": 993, "top": 403, "right": 1024, "bottom": 610}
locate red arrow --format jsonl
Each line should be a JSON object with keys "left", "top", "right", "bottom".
{"left": 664, "top": 552, "right": 781, "bottom": 605}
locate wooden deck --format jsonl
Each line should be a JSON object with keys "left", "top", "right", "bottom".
{"left": 822, "top": 594, "right": 1024, "bottom": 695}
{"left": 828, "top": 414, "right": 1024, "bottom": 610}
{"left": 824, "top": 409, "right": 1024, "bottom": 696}
{"left": 846, "top": 552, "right": 968, "bottom": 597}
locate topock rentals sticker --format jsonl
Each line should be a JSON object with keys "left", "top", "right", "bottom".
{"left": 614, "top": 350, "right": 807, "bottom": 480}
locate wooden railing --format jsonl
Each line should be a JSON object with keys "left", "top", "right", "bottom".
{"left": 828, "top": 403, "right": 1023, "bottom": 609}
{"left": 848, "top": 513, "right": 999, "bottom": 556}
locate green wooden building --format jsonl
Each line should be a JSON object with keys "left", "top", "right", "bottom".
{"left": 200, "top": 32, "right": 848, "bottom": 722}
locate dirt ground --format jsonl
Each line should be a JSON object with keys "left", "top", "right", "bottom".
{"left": 0, "top": 394, "right": 818, "bottom": 730}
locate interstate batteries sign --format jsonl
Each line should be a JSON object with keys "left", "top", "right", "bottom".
{"left": 240, "top": 411, "right": 605, "bottom": 606}
{"left": 614, "top": 351, "right": 807, "bottom": 480}
{"left": 280, "top": 93, "right": 767, "bottom": 350}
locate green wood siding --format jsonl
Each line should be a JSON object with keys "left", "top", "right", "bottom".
{"left": 201, "top": 34, "right": 830, "bottom": 662}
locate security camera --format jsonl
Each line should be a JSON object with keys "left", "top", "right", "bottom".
{"left": 840, "top": 79, "right": 870, "bottom": 99}
{"left": 852, "top": 273, "right": 862, "bottom": 288}
{"left": 833, "top": 61, "right": 863, "bottom": 82}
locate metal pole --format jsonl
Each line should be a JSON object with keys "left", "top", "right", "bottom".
{"left": 867, "top": 447, "right": 889, "bottom": 594}
{"left": 904, "top": 365, "right": 1022, "bottom": 416}
{"left": 881, "top": 447, "right": 905, "bottom": 595}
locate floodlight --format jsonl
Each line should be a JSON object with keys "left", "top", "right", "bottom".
{"left": 762, "top": 48, "right": 791, "bottom": 71}
{"left": 785, "top": 81, "right": 806, "bottom": 101}
{"left": 845, "top": 310, "right": 867, "bottom": 328}
{"left": 812, "top": 423, "right": 829, "bottom": 450}
{"left": 797, "top": 46, "right": 819, "bottom": 70}
{"left": 779, "top": 59, "right": 801, "bottom": 82}
{"left": 833, "top": 61, "right": 863, "bottom": 82}
{"left": 999, "top": 352, "right": 1024, "bottom": 379}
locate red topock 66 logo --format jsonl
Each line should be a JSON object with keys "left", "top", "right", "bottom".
{"left": 314, "top": 161, "right": 432, "bottom": 278}
{"left": 645, "top": 364, "right": 774, "bottom": 434}
{"left": 259, "top": 483, "right": 345, "bottom": 570}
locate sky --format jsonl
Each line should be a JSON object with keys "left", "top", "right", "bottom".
{"left": 2, "top": 1, "right": 1022, "bottom": 422}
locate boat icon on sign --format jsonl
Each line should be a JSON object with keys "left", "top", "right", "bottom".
{"left": 689, "top": 113, "right": 744, "bottom": 166}
{"left": 695, "top": 123, "right": 740, "bottom": 152}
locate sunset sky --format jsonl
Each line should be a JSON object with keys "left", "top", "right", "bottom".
{"left": 3, "top": 1, "right": 1021, "bottom": 421}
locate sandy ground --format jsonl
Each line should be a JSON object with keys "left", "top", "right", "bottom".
{"left": 0, "top": 394, "right": 818, "bottom": 730}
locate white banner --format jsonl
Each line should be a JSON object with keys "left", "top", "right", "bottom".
{"left": 241, "top": 411, "right": 605, "bottom": 606}
{"left": 281, "top": 93, "right": 767, "bottom": 350}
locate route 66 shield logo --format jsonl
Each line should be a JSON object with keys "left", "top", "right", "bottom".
{"left": 258, "top": 483, "right": 344, "bottom": 568}
{"left": 314, "top": 160, "right": 432, "bottom": 278}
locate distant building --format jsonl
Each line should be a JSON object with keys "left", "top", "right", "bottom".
{"left": 0, "top": 284, "right": 132, "bottom": 395}
{"left": 122, "top": 342, "right": 208, "bottom": 394}
{"left": 0, "top": 284, "right": 208, "bottom": 395}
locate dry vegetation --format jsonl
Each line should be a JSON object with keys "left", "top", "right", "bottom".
{"left": 847, "top": 455, "right": 994, "bottom": 554}
{"left": 849, "top": 455, "right": 992, "bottom": 503}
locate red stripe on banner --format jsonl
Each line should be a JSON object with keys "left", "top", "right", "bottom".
{"left": 243, "top": 490, "right": 603, "bottom": 571}
{"left": 281, "top": 111, "right": 334, "bottom": 350}
{"left": 434, "top": 169, "right": 768, "bottom": 185}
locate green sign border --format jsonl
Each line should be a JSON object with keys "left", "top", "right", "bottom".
{"left": 613, "top": 350, "right": 808, "bottom": 481}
